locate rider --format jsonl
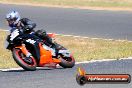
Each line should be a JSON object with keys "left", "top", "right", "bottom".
{"left": 6, "top": 11, "right": 58, "bottom": 56}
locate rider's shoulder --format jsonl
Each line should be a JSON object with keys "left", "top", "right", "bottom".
{"left": 20, "top": 18, "right": 31, "bottom": 22}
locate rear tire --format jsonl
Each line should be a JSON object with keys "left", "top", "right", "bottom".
{"left": 58, "top": 55, "right": 75, "bottom": 68}
{"left": 12, "top": 48, "right": 37, "bottom": 71}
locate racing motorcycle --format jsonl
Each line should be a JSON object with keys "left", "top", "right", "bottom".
{"left": 5, "top": 28, "right": 75, "bottom": 71}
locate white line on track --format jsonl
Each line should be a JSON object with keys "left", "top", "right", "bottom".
{"left": 0, "top": 57, "right": 132, "bottom": 72}
{"left": 1, "top": 29, "right": 131, "bottom": 42}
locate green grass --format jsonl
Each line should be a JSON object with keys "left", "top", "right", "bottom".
{"left": 1, "top": 0, "right": 132, "bottom": 9}
{"left": 0, "top": 30, "right": 132, "bottom": 68}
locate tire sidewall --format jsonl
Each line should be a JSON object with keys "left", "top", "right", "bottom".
{"left": 59, "top": 55, "right": 75, "bottom": 68}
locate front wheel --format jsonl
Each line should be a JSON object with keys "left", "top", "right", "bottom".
{"left": 58, "top": 55, "right": 75, "bottom": 68}
{"left": 12, "top": 48, "right": 37, "bottom": 71}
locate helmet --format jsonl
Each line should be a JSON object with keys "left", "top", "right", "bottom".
{"left": 6, "top": 11, "right": 20, "bottom": 27}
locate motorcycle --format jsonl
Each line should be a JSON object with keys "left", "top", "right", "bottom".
{"left": 5, "top": 28, "right": 75, "bottom": 71}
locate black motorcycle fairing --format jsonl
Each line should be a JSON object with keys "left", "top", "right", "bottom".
{"left": 24, "top": 41, "right": 40, "bottom": 65}
{"left": 18, "top": 34, "right": 42, "bottom": 64}
{"left": 8, "top": 33, "right": 42, "bottom": 65}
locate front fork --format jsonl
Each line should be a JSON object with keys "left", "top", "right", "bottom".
{"left": 15, "top": 44, "right": 31, "bottom": 57}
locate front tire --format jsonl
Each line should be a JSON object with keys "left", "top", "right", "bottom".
{"left": 12, "top": 48, "right": 37, "bottom": 71}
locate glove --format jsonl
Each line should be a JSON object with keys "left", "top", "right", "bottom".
{"left": 23, "top": 25, "right": 32, "bottom": 33}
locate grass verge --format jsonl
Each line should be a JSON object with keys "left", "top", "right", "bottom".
{"left": 0, "top": 30, "right": 132, "bottom": 68}
{"left": 1, "top": 0, "right": 132, "bottom": 11}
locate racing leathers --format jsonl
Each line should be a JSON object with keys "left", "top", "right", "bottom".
{"left": 7, "top": 18, "right": 56, "bottom": 50}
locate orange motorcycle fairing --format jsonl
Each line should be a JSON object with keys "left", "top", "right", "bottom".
{"left": 38, "top": 43, "right": 61, "bottom": 66}
{"left": 15, "top": 44, "right": 30, "bottom": 56}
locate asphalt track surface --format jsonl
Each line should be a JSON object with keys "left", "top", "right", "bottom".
{"left": 0, "top": 59, "right": 132, "bottom": 88}
{"left": 0, "top": 3, "right": 132, "bottom": 88}
{"left": 1, "top": 4, "right": 132, "bottom": 40}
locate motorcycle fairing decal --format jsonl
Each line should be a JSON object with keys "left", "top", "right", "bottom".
{"left": 58, "top": 50, "right": 70, "bottom": 57}
{"left": 26, "top": 39, "right": 36, "bottom": 44}
{"left": 42, "top": 44, "right": 56, "bottom": 56}
{"left": 58, "top": 50, "right": 70, "bottom": 53}
{"left": 10, "top": 29, "right": 19, "bottom": 41}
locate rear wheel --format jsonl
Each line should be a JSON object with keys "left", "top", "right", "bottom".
{"left": 12, "top": 48, "right": 37, "bottom": 71}
{"left": 58, "top": 55, "right": 75, "bottom": 68}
